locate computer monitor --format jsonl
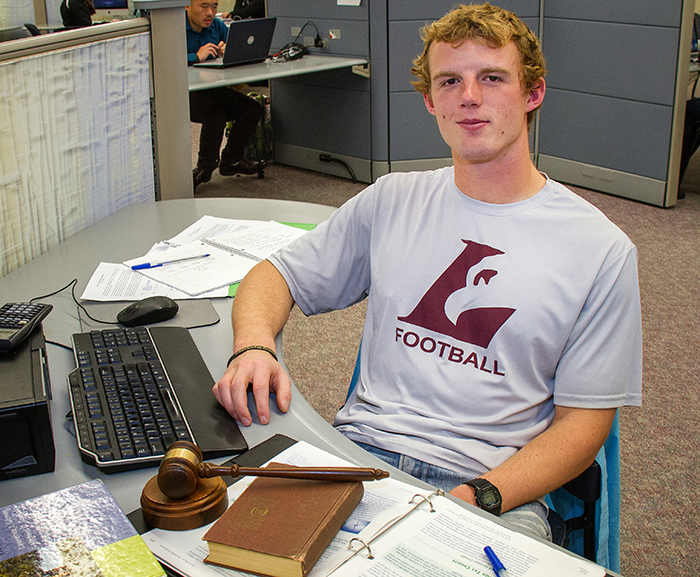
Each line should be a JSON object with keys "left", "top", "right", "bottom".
{"left": 92, "top": 0, "right": 135, "bottom": 21}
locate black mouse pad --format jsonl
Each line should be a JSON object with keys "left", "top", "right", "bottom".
{"left": 78, "top": 299, "right": 219, "bottom": 330}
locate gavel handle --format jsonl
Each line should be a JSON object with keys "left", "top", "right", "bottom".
{"left": 198, "top": 462, "right": 389, "bottom": 482}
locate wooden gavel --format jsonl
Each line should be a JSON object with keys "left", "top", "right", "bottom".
{"left": 158, "top": 440, "right": 389, "bottom": 500}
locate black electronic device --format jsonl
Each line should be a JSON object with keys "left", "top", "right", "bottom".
{"left": 0, "top": 325, "right": 56, "bottom": 480}
{"left": 277, "top": 43, "right": 307, "bottom": 62}
{"left": 68, "top": 325, "right": 248, "bottom": 472}
{"left": 465, "top": 478, "right": 502, "bottom": 516}
{"left": 117, "top": 296, "right": 179, "bottom": 327}
{"left": 0, "top": 302, "right": 53, "bottom": 353}
{"left": 193, "top": 17, "right": 277, "bottom": 69}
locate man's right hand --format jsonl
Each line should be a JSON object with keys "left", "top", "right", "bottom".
{"left": 213, "top": 349, "right": 292, "bottom": 426}
{"left": 215, "top": 260, "right": 296, "bottom": 426}
{"left": 196, "top": 42, "right": 221, "bottom": 63}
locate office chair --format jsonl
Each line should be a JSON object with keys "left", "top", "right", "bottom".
{"left": 346, "top": 344, "right": 620, "bottom": 572}
{"left": 546, "top": 461, "right": 603, "bottom": 560}
{"left": 24, "top": 23, "right": 42, "bottom": 36}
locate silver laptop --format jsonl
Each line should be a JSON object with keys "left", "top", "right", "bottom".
{"left": 194, "top": 17, "right": 277, "bottom": 69}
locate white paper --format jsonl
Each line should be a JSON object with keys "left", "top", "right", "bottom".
{"left": 205, "top": 221, "right": 309, "bottom": 260}
{"left": 125, "top": 221, "right": 308, "bottom": 296}
{"left": 337, "top": 0, "right": 361, "bottom": 5}
{"left": 80, "top": 262, "right": 229, "bottom": 301}
{"left": 320, "top": 493, "right": 606, "bottom": 577}
{"left": 165, "top": 216, "right": 270, "bottom": 246}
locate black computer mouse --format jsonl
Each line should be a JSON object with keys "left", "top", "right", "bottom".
{"left": 117, "top": 296, "right": 179, "bottom": 327}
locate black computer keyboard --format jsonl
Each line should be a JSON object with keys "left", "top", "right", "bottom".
{"left": 68, "top": 326, "right": 248, "bottom": 472}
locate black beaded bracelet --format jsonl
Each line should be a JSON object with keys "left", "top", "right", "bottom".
{"left": 227, "top": 345, "right": 278, "bottom": 367}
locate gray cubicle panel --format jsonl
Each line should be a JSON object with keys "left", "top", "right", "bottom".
{"left": 267, "top": 0, "right": 689, "bottom": 205}
{"left": 267, "top": 0, "right": 368, "bottom": 20}
{"left": 387, "top": 19, "right": 448, "bottom": 168}
{"left": 271, "top": 69, "right": 371, "bottom": 158}
{"left": 267, "top": 0, "right": 374, "bottom": 181}
{"left": 266, "top": 0, "right": 544, "bottom": 181}
{"left": 537, "top": 0, "right": 687, "bottom": 206}
{"left": 386, "top": 0, "right": 540, "bottom": 21}
{"left": 543, "top": 0, "right": 680, "bottom": 28}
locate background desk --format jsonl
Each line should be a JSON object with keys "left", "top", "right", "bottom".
{"left": 0, "top": 198, "right": 618, "bottom": 577}
{"left": 188, "top": 54, "right": 368, "bottom": 91}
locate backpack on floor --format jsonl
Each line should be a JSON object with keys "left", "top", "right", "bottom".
{"left": 226, "top": 92, "right": 273, "bottom": 163}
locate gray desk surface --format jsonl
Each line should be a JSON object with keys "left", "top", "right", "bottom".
{"left": 188, "top": 54, "right": 367, "bottom": 91}
{"left": 0, "top": 198, "right": 422, "bottom": 514}
{"left": 0, "top": 198, "right": 617, "bottom": 576}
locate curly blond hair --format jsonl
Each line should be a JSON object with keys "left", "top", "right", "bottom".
{"left": 411, "top": 3, "right": 546, "bottom": 125}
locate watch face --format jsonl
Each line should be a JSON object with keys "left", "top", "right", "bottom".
{"left": 480, "top": 488, "right": 500, "bottom": 507}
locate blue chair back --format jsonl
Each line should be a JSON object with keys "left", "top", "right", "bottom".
{"left": 346, "top": 342, "right": 362, "bottom": 402}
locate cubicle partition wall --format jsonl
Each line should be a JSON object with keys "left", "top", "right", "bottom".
{"left": 0, "top": 0, "right": 35, "bottom": 30}
{"left": 0, "top": 21, "right": 154, "bottom": 277}
{"left": 538, "top": 1, "right": 691, "bottom": 207}
{"left": 267, "top": 0, "right": 693, "bottom": 207}
{"left": 267, "top": 1, "right": 376, "bottom": 182}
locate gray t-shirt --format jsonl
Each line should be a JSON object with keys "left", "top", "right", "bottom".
{"left": 269, "top": 167, "right": 642, "bottom": 477}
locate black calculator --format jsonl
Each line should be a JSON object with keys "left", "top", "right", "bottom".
{"left": 0, "top": 302, "right": 53, "bottom": 352}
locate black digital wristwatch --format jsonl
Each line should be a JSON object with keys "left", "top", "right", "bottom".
{"left": 464, "top": 478, "right": 502, "bottom": 516}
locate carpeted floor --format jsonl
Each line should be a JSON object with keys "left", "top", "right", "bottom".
{"left": 192, "top": 122, "right": 700, "bottom": 576}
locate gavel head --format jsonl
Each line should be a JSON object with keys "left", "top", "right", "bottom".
{"left": 157, "top": 441, "right": 204, "bottom": 500}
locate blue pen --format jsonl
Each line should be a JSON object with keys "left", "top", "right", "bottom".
{"left": 131, "top": 253, "right": 210, "bottom": 270}
{"left": 484, "top": 546, "right": 509, "bottom": 577}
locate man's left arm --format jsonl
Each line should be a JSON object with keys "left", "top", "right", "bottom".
{"left": 451, "top": 405, "right": 617, "bottom": 513}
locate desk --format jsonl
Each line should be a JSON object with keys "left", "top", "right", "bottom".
{"left": 188, "top": 54, "right": 367, "bottom": 92}
{"left": 0, "top": 198, "right": 618, "bottom": 577}
{"left": 0, "top": 198, "right": 421, "bottom": 516}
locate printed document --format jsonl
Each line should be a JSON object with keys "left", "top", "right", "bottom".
{"left": 80, "top": 263, "right": 229, "bottom": 301}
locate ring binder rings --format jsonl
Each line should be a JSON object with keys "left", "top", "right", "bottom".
{"left": 324, "top": 489, "right": 444, "bottom": 575}
{"left": 347, "top": 538, "right": 373, "bottom": 559}
{"left": 408, "top": 491, "right": 438, "bottom": 512}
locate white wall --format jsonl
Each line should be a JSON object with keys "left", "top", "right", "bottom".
{"left": 0, "top": 32, "right": 154, "bottom": 276}
{"left": 0, "top": 0, "right": 35, "bottom": 28}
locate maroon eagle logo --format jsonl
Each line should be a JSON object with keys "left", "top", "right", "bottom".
{"left": 398, "top": 240, "right": 515, "bottom": 349}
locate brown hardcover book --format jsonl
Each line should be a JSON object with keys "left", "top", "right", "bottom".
{"left": 202, "top": 465, "right": 364, "bottom": 577}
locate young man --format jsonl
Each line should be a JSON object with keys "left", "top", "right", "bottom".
{"left": 213, "top": 4, "right": 642, "bottom": 539}
{"left": 186, "top": 0, "right": 265, "bottom": 189}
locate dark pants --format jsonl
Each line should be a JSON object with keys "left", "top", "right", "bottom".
{"left": 189, "top": 87, "right": 262, "bottom": 172}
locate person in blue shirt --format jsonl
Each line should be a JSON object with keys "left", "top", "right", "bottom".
{"left": 186, "top": 0, "right": 265, "bottom": 189}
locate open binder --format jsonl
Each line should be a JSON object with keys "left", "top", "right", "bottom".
{"left": 315, "top": 488, "right": 607, "bottom": 577}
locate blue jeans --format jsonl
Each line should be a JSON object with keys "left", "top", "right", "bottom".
{"left": 354, "top": 441, "right": 552, "bottom": 542}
